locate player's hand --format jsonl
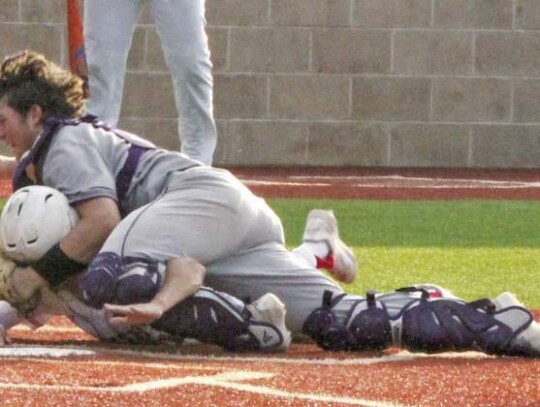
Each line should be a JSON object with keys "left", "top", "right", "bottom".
{"left": 104, "top": 302, "right": 164, "bottom": 326}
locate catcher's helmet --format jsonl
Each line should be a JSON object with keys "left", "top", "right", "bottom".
{"left": 0, "top": 186, "right": 79, "bottom": 262}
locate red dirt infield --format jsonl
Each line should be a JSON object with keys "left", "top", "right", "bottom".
{"left": 0, "top": 167, "right": 539, "bottom": 406}
{"left": 230, "top": 166, "right": 540, "bottom": 200}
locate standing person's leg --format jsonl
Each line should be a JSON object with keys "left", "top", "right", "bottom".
{"left": 151, "top": 0, "right": 216, "bottom": 165}
{"left": 84, "top": 0, "right": 143, "bottom": 125}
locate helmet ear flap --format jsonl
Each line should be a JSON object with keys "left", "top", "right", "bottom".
{"left": 0, "top": 186, "right": 79, "bottom": 262}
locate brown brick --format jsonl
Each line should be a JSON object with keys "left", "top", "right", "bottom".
{"left": 352, "top": 77, "right": 431, "bottom": 121}
{"left": 476, "top": 32, "right": 540, "bottom": 77}
{"left": 0, "top": 24, "right": 63, "bottom": 62}
{"left": 230, "top": 28, "right": 309, "bottom": 73}
{"left": 143, "top": 28, "right": 228, "bottom": 73}
{"left": 144, "top": 27, "right": 223, "bottom": 73}
{"left": 514, "top": 80, "right": 540, "bottom": 123}
{"left": 433, "top": 78, "right": 511, "bottom": 122}
{"left": 208, "top": 28, "right": 229, "bottom": 72}
{"left": 117, "top": 118, "right": 180, "bottom": 151}
{"left": 122, "top": 73, "right": 177, "bottom": 118}
{"left": 126, "top": 27, "right": 147, "bottom": 71}
{"left": 471, "top": 125, "right": 540, "bottom": 168}
{"left": 353, "top": 0, "right": 432, "bottom": 28}
{"left": 393, "top": 30, "right": 473, "bottom": 75}
{"left": 145, "top": 28, "right": 167, "bottom": 71}
{"left": 214, "top": 74, "right": 268, "bottom": 119}
{"left": 138, "top": 1, "right": 153, "bottom": 24}
{"left": 0, "top": 0, "right": 19, "bottom": 22}
{"left": 116, "top": 118, "right": 147, "bottom": 137}
{"left": 21, "top": 0, "right": 63, "bottom": 22}
{"left": 390, "top": 124, "right": 470, "bottom": 167}
{"left": 217, "top": 120, "right": 309, "bottom": 165}
{"left": 434, "top": 0, "right": 513, "bottom": 29}
{"left": 312, "top": 29, "right": 390, "bottom": 74}
{"left": 270, "top": 75, "right": 350, "bottom": 120}
{"left": 272, "top": 0, "right": 350, "bottom": 27}
{"left": 143, "top": 119, "right": 180, "bottom": 151}
{"left": 206, "top": 0, "right": 269, "bottom": 26}
{"left": 516, "top": 0, "right": 540, "bottom": 29}
{"left": 308, "top": 122, "right": 389, "bottom": 165}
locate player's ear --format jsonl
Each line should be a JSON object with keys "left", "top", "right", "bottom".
{"left": 27, "top": 104, "right": 44, "bottom": 126}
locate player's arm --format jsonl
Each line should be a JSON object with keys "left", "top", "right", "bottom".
{"left": 61, "top": 197, "right": 121, "bottom": 263}
{"left": 105, "top": 257, "right": 206, "bottom": 326}
{"left": 31, "top": 196, "right": 121, "bottom": 288}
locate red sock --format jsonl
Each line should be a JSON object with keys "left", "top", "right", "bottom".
{"left": 316, "top": 253, "right": 335, "bottom": 270}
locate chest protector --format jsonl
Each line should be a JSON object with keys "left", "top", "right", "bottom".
{"left": 12, "top": 115, "right": 155, "bottom": 214}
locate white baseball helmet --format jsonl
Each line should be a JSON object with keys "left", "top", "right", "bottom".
{"left": 0, "top": 186, "right": 79, "bottom": 262}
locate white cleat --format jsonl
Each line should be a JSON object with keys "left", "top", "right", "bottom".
{"left": 493, "top": 292, "right": 540, "bottom": 357}
{"left": 303, "top": 209, "right": 358, "bottom": 284}
{"left": 246, "top": 293, "right": 291, "bottom": 352}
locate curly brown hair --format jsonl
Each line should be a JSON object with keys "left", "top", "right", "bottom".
{"left": 0, "top": 50, "right": 85, "bottom": 119}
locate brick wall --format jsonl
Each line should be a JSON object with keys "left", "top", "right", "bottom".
{"left": 1, "top": 1, "right": 540, "bottom": 168}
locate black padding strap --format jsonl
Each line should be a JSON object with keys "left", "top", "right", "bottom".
{"left": 32, "top": 244, "right": 87, "bottom": 287}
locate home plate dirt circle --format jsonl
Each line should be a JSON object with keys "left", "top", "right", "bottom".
{"left": 0, "top": 170, "right": 539, "bottom": 406}
{"left": 1, "top": 317, "right": 540, "bottom": 406}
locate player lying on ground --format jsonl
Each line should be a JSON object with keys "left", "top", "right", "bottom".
{"left": 0, "top": 187, "right": 291, "bottom": 351}
{"left": 81, "top": 206, "right": 540, "bottom": 357}
{"left": 2, "top": 187, "right": 539, "bottom": 358}
{"left": 0, "top": 50, "right": 351, "bottom": 342}
{"left": 0, "top": 50, "right": 539, "bottom": 357}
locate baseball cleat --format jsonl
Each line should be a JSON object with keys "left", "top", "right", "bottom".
{"left": 303, "top": 209, "right": 358, "bottom": 284}
{"left": 493, "top": 292, "right": 540, "bottom": 357}
{"left": 246, "top": 293, "right": 291, "bottom": 352}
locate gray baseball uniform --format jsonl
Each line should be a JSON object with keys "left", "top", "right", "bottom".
{"left": 22, "top": 121, "right": 539, "bottom": 356}
{"left": 38, "top": 120, "right": 361, "bottom": 333}
{"left": 84, "top": 0, "right": 216, "bottom": 165}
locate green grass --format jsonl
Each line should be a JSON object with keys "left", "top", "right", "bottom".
{"left": 3, "top": 196, "right": 538, "bottom": 308}
{"left": 268, "top": 199, "right": 540, "bottom": 309}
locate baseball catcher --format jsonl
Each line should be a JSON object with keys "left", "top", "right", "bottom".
{"left": 77, "top": 204, "right": 540, "bottom": 358}
{"left": 0, "top": 186, "right": 290, "bottom": 351}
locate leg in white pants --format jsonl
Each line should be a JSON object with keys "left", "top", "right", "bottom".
{"left": 84, "top": 0, "right": 216, "bottom": 165}
{"left": 151, "top": 0, "right": 216, "bottom": 165}
{"left": 84, "top": 0, "right": 142, "bottom": 125}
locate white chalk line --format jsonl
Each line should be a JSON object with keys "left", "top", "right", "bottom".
{"left": 100, "top": 347, "right": 492, "bottom": 366}
{"left": 0, "top": 347, "right": 95, "bottom": 358}
{"left": 0, "top": 366, "right": 408, "bottom": 406}
{"left": 0, "top": 347, "right": 493, "bottom": 406}
{"left": 288, "top": 175, "right": 540, "bottom": 186}
{"left": 243, "top": 179, "right": 540, "bottom": 189}
{"left": 2, "top": 314, "right": 492, "bottom": 406}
